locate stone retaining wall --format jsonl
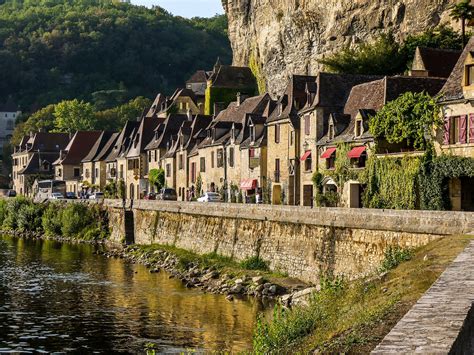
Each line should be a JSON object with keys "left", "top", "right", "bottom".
{"left": 104, "top": 200, "right": 474, "bottom": 284}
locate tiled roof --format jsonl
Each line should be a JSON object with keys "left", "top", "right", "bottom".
{"left": 81, "top": 131, "right": 116, "bottom": 163}
{"left": 54, "top": 131, "right": 102, "bottom": 165}
{"left": 15, "top": 132, "right": 70, "bottom": 154}
{"left": 146, "top": 93, "right": 166, "bottom": 118}
{"left": 19, "top": 152, "right": 58, "bottom": 175}
{"left": 440, "top": 37, "right": 474, "bottom": 102}
{"left": 94, "top": 132, "right": 119, "bottom": 162}
{"left": 209, "top": 65, "right": 257, "bottom": 90}
{"left": 414, "top": 47, "right": 461, "bottom": 78}
{"left": 145, "top": 114, "right": 189, "bottom": 151}
{"left": 127, "top": 117, "right": 160, "bottom": 158}
{"left": 186, "top": 70, "right": 209, "bottom": 83}
{"left": 105, "top": 120, "right": 140, "bottom": 162}
{"left": 214, "top": 94, "right": 272, "bottom": 124}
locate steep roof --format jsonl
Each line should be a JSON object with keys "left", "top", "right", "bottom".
{"left": 209, "top": 64, "right": 257, "bottom": 90}
{"left": 146, "top": 93, "right": 166, "bottom": 118}
{"left": 127, "top": 117, "right": 160, "bottom": 158}
{"left": 105, "top": 120, "right": 141, "bottom": 162}
{"left": 145, "top": 114, "right": 189, "bottom": 151}
{"left": 412, "top": 47, "right": 461, "bottom": 78}
{"left": 54, "top": 131, "right": 102, "bottom": 165}
{"left": 19, "top": 152, "right": 59, "bottom": 175}
{"left": 213, "top": 94, "right": 272, "bottom": 124}
{"left": 16, "top": 132, "right": 70, "bottom": 154}
{"left": 81, "top": 131, "right": 116, "bottom": 163}
{"left": 440, "top": 37, "right": 474, "bottom": 102}
{"left": 186, "top": 70, "right": 209, "bottom": 83}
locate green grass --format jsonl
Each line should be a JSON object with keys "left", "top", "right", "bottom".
{"left": 253, "top": 235, "right": 473, "bottom": 354}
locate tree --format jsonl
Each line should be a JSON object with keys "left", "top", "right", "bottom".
{"left": 53, "top": 99, "right": 96, "bottom": 133}
{"left": 369, "top": 92, "right": 441, "bottom": 151}
{"left": 450, "top": 0, "right": 474, "bottom": 47}
{"left": 149, "top": 169, "right": 165, "bottom": 191}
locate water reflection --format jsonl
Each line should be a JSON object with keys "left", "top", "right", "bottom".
{"left": 0, "top": 236, "right": 263, "bottom": 353}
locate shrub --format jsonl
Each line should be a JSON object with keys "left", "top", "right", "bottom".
{"left": 0, "top": 199, "right": 7, "bottom": 226}
{"left": 42, "top": 202, "right": 64, "bottom": 236}
{"left": 2, "top": 196, "right": 30, "bottom": 230}
{"left": 379, "top": 246, "right": 413, "bottom": 273}
{"left": 17, "top": 202, "right": 45, "bottom": 232}
{"left": 60, "top": 203, "right": 93, "bottom": 238}
{"left": 240, "top": 256, "right": 269, "bottom": 271}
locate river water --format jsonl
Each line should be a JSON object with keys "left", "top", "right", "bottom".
{"left": 0, "top": 236, "right": 265, "bottom": 353}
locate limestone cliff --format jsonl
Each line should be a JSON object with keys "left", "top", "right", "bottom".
{"left": 223, "top": 0, "right": 458, "bottom": 96}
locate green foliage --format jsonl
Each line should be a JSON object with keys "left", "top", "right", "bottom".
{"left": 379, "top": 246, "right": 413, "bottom": 273}
{"left": 361, "top": 156, "right": 422, "bottom": 210}
{"left": 320, "top": 33, "right": 405, "bottom": 75}
{"left": 60, "top": 203, "right": 92, "bottom": 238}
{"left": 42, "top": 202, "right": 64, "bottom": 236}
{"left": 117, "top": 179, "right": 126, "bottom": 200}
{"left": 2, "top": 196, "right": 30, "bottom": 230}
{"left": 149, "top": 168, "right": 165, "bottom": 191}
{"left": 104, "top": 181, "right": 118, "bottom": 199}
{"left": 0, "top": 0, "right": 231, "bottom": 110}
{"left": 249, "top": 51, "right": 266, "bottom": 94}
{"left": 0, "top": 199, "right": 7, "bottom": 226}
{"left": 205, "top": 87, "right": 255, "bottom": 115}
{"left": 240, "top": 256, "right": 269, "bottom": 271}
{"left": 320, "top": 25, "right": 463, "bottom": 75}
{"left": 420, "top": 154, "right": 474, "bottom": 210}
{"left": 17, "top": 202, "right": 45, "bottom": 232}
{"left": 196, "top": 174, "right": 203, "bottom": 196}
{"left": 263, "top": 178, "right": 272, "bottom": 204}
{"left": 369, "top": 92, "right": 441, "bottom": 151}
{"left": 449, "top": 0, "right": 474, "bottom": 46}
{"left": 53, "top": 99, "right": 95, "bottom": 133}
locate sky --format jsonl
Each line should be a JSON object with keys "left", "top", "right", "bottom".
{"left": 130, "top": 0, "right": 224, "bottom": 18}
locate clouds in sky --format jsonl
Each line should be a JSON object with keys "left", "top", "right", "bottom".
{"left": 130, "top": 0, "right": 224, "bottom": 18}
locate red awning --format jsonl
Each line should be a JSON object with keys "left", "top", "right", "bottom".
{"left": 241, "top": 179, "right": 258, "bottom": 190}
{"left": 300, "top": 150, "right": 312, "bottom": 161}
{"left": 347, "top": 146, "right": 366, "bottom": 159}
{"left": 321, "top": 147, "right": 336, "bottom": 159}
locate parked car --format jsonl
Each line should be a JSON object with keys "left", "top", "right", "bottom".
{"left": 197, "top": 192, "right": 221, "bottom": 203}
{"left": 6, "top": 190, "right": 16, "bottom": 197}
{"left": 50, "top": 192, "right": 65, "bottom": 200}
{"left": 89, "top": 192, "right": 104, "bottom": 200}
{"left": 65, "top": 192, "right": 77, "bottom": 199}
{"left": 144, "top": 192, "right": 156, "bottom": 200}
{"left": 157, "top": 188, "right": 177, "bottom": 201}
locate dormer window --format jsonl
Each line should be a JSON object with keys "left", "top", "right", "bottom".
{"left": 355, "top": 118, "right": 363, "bottom": 137}
{"left": 468, "top": 65, "right": 474, "bottom": 86}
{"left": 328, "top": 122, "right": 335, "bottom": 140}
{"left": 250, "top": 124, "right": 255, "bottom": 143}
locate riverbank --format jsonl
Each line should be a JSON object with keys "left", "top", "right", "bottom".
{"left": 253, "top": 235, "right": 473, "bottom": 353}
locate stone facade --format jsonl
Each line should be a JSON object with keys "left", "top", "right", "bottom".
{"left": 106, "top": 201, "right": 474, "bottom": 284}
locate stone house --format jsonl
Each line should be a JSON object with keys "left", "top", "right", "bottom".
{"left": 12, "top": 132, "right": 70, "bottom": 196}
{"left": 437, "top": 37, "right": 474, "bottom": 211}
{"left": 104, "top": 120, "right": 140, "bottom": 193}
{"left": 81, "top": 131, "right": 118, "bottom": 193}
{"left": 125, "top": 116, "right": 159, "bottom": 199}
{"left": 186, "top": 70, "right": 209, "bottom": 108}
{"left": 204, "top": 58, "right": 257, "bottom": 115}
{"left": 298, "top": 73, "right": 383, "bottom": 206}
{"left": 317, "top": 76, "right": 446, "bottom": 208}
{"left": 53, "top": 131, "right": 102, "bottom": 195}
{"left": 0, "top": 99, "right": 21, "bottom": 148}
{"left": 266, "top": 75, "right": 317, "bottom": 205}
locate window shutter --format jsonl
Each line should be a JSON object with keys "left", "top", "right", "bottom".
{"left": 460, "top": 115, "right": 467, "bottom": 144}
{"left": 470, "top": 114, "right": 474, "bottom": 143}
{"left": 443, "top": 117, "right": 450, "bottom": 145}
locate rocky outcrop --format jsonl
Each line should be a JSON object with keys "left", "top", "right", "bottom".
{"left": 223, "top": 0, "right": 458, "bottom": 96}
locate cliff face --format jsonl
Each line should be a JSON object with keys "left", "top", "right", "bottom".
{"left": 223, "top": 0, "right": 457, "bottom": 96}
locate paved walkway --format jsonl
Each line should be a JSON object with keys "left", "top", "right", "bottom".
{"left": 373, "top": 241, "right": 474, "bottom": 354}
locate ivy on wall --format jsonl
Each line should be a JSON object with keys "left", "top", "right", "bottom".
{"left": 420, "top": 152, "right": 474, "bottom": 210}
{"left": 204, "top": 86, "right": 256, "bottom": 115}
{"left": 360, "top": 155, "right": 422, "bottom": 210}
{"left": 249, "top": 51, "right": 266, "bottom": 95}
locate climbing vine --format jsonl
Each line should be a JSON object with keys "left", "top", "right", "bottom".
{"left": 369, "top": 92, "right": 441, "bottom": 151}
{"left": 249, "top": 50, "right": 266, "bottom": 94}
{"left": 360, "top": 155, "right": 422, "bottom": 210}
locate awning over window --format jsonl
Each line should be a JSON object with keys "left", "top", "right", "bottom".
{"left": 241, "top": 179, "right": 258, "bottom": 190}
{"left": 347, "top": 146, "right": 366, "bottom": 158}
{"left": 300, "top": 150, "right": 312, "bottom": 161}
{"left": 321, "top": 147, "right": 336, "bottom": 159}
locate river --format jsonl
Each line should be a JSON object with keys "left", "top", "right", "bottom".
{"left": 0, "top": 235, "right": 265, "bottom": 353}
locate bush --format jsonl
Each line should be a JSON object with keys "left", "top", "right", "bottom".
{"left": 240, "top": 256, "right": 269, "bottom": 271}
{"left": 2, "top": 196, "right": 31, "bottom": 230}
{"left": 60, "top": 203, "right": 93, "bottom": 238}
{"left": 0, "top": 199, "right": 7, "bottom": 226}
{"left": 17, "top": 202, "right": 45, "bottom": 232}
{"left": 379, "top": 246, "right": 413, "bottom": 273}
{"left": 42, "top": 202, "right": 64, "bottom": 236}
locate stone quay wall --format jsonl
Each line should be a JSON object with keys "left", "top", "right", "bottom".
{"left": 104, "top": 200, "right": 474, "bottom": 284}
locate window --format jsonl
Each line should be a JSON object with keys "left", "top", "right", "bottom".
{"left": 304, "top": 115, "right": 310, "bottom": 135}
{"left": 275, "top": 124, "right": 280, "bottom": 143}
{"left": 249, "top": 148, "right": 255, "bottom": 158}
{"left": 191, "top": 162, "right": 197, "bottom": 183}
{"left": 467, "top": 65, "right": 474, "bottom": 86}
{"left": 6, "top": 120, "right": 14, "bottom": 130}
{"left": 274, "top": 159, "right": 280, "bottom": 183}
{"left": 85, "top": 169, "right": 90, "bottom": 179}
{"left": 355, "top": 119, "right": 363, "bottom": 137}
{"left": 73, "top": 168, "right": 80, "bottom": 177}
{"left": 329, "top": 123, "right": 335, "bottom": 140}
{"left": 229, "top": 147, "right": 234, "bottom": 167}
{"left": 200, "top": 157, "right": 206, "bottom": 172}
{"left": 95, "top": 168, "right": 99, "bottom": 180}
{"left": 305, "top": 155, "right": 312, "bottom": 172}
{"left": 211, "top": 151, "right": 215, "bottom": 168}
{"left": 166, "top": 164, "right": 171, "bottom": 177}
{"left": 57, "top": 168, "right": 62, "bottom": 177}
{"left": 119, "top": 165, "right": 124, "bottom": 179}
{"left": 148, "top": 151, "right": 152, "bottom": 163}
{"left": 179, "top": 154, "right": 184, "bottom": 170}
{"left": 154, "top": 150, "right": 158, "bottom": 162}
{"left": 326, "top": 156, "right": 336, "bottom": 170}
{"left": 217, "top": 149, "right": 224, "bottom": 168}
{"left": 290, "top": 130, "right": 294, "bottom": 146}
{"left": 250, "top": 126, "right": 255, "bottom": 142}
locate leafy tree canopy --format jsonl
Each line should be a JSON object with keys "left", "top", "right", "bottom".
{"left": 53, "top": 99, "right": 95, "bottom": 133}
{"left": 149, "top": 168, "right": 165, "bottom": 191}
{"left": 0, "top": 0, "right": 231, "bottom": 110}
{"left": 369, "top": 92, "right": 441, "bottom": 151}
{"left": 320, "top": 25, "right": 463, "bottom": 75}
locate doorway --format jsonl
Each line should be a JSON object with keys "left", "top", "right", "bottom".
{"left": 272, "top": 185, "right": 282, "bottom": 205}
{"left": 303, "top": 185, "right": 313, "bottom": 207}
